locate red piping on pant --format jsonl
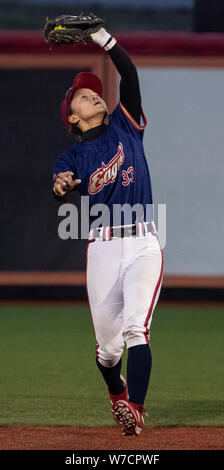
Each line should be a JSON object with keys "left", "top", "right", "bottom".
{"left": 144, "top": 242, "right": 164, "bottom": 343}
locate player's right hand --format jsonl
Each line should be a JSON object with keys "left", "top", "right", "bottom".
{"left": 53, "top": 171, "right": 81, "bottom": 196}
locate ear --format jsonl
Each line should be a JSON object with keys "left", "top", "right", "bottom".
{"left": 68, "top": 114, "right": 79, "bottom": 125}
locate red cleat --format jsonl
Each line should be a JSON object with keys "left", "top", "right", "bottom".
{"left": 112, "top": 400, "right": 144, "bottom": 436}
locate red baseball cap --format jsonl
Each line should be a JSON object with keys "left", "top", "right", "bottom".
{"left": 61, "top": 72, "right": 103, "bottom": 133}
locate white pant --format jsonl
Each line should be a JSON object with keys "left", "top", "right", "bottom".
{"left": 86, "top": 232, "right": 163, "bottom": 368}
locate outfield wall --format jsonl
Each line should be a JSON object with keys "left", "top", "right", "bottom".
{"left": 0, "top": 31, "right": 224, "bottom": 295}
{"left": 136, "top": 65, "right": 224, "bottom": 275}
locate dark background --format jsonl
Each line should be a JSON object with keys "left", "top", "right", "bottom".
{"left": 1, "top": 0, "right": 224, "bottom": 32}
{"left": 1, "top": 68, "right": 87, "bottom": 271}
{"left": 0, "top": 1, "right": 194, "bottom": 31}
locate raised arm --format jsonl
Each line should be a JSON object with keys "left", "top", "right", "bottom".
{"left": 91, "top": 29, "right": 142, "bottom": 124}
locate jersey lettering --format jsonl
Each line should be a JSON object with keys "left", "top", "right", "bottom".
{"left": 88, "top": 142, "right": 125, "bottom": 195}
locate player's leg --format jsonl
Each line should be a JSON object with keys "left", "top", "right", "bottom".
{"left": 115, "top": 232, "right": 163, "bottom": 434}
{"left": 123, "top": 233, "right": 163, "bottom": 403}
{"left": 86, "top": 239, "right": 125, "bottom": 396}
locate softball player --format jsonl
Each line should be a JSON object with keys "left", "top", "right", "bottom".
{"left": 53, "top": 27, "right": 163, "bottom": 436}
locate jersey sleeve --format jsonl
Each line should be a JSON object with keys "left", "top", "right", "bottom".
{"left": 52, "top": 148, "right": 78, "bottom": 181}
{"left": 109, "top": 101, "right": 147, "bottom": 140}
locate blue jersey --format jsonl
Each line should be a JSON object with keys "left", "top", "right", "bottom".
{"left": 53, "top": 102, "right": 153, "bottom": 228}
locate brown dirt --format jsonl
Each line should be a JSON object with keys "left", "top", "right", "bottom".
{"left": 0, "top": 426, "right": 223, "bottom": 450}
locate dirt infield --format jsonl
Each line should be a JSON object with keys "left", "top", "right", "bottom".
{"left": 0, "top": 426, "right": 223, "bottom": 450}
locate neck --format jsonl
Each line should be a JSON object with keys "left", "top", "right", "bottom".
{"left": 80, "top": 122, "right": 107, "bottom": 142}
{"left": 78, "top": 116, "right": 104, "bottom": 132}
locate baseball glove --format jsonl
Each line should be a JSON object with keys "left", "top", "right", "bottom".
{"left": 44, "top": 13, "right": 105, "bottom": 46}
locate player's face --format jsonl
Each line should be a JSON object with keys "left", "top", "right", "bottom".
{"left": 69, "top": 88, "right": 108, "bottom": 126}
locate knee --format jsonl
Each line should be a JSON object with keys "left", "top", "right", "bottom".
{"left": 96, "top": 344, "right": 123, "bottom": 368}
{"left": 123, "top": 326, "right": 149, "bottom": 349}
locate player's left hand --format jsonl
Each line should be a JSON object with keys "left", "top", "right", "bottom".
{"left": 53, "top": 171, "right": 81, "bottom": 196}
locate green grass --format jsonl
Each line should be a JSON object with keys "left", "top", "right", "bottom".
{"left": 0, "top": 304, "right": 223, "bottom": 427}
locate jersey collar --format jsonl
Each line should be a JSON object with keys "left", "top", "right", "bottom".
{"left": 80, "top": 122, "right": 107, "bottom": 142}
